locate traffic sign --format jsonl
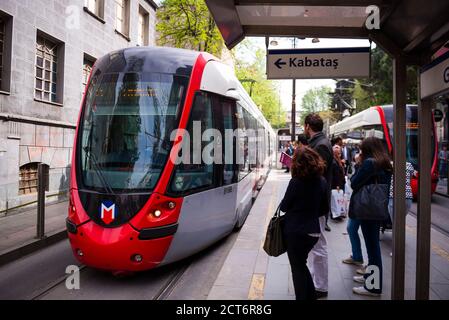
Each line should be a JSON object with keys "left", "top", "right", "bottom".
{"left": 267, "top": 47, "right": 371, "bottom": 80}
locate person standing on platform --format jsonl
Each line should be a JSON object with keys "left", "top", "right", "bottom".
{"left": 293, "top": 134, "right": 309, "bottom": 157}
{"left": 349, "top": 137, "right": 392, "bottom": 297}
{"left": 280, "top": 147, "right": 329, "bottom": 300}
{"left": 284, "top": 142, "right": 294, "bottom": 173}
{"left": 304, "top": 113, "right": 333, "bottom": 299}
{"left": 331, "top": 145, "right": 346, "bottom": 191}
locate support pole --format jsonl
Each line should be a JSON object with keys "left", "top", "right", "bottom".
{"left": 291, "top": 79, "right": 296, "bottom": 141}
{"left": 416, "top": 68, "right": 432, "bottom": 300}
{"left": 36, "top": 163, "right": 46, "bottom": 239}
{"left": 391, "top": 56, "right": 407, "bottom": 300}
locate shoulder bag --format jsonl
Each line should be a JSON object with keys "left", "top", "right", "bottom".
{"left": 263, "top": 205, "right": 286, "bottom": 257}
{"left": 349, "top": 179, "right": 390, "bottom": 221}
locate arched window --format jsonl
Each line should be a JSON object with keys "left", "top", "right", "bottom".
{"left": 19, "top": 163, "right": 49, "bottom": 195}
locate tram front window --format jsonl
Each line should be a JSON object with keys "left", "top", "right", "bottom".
{"left": 79, "top": 72, "right": 188, "bottom": 192}
{"left": 384, "top": 105, "right": 435, "bottom": 170}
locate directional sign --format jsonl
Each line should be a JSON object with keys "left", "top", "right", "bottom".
{"left": 421, "top": 51, "right": 449, "bottom": 99}
{"left": 267, "top": 47, "right": 370, "bottom": 80}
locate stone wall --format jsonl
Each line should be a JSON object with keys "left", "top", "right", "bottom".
{"left": 0, "top": 0, "right": 157, "bottom": 212}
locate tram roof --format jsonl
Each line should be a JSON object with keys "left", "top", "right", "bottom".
{"left": 205, "top": 0, "right": 449, "bottom": 58}
{"left": 94, "top": 46, "right": 201, "bottom": 76}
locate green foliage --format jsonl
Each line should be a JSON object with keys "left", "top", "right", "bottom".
{"left": 233, "top": 40, "right": 286, "bottom": 129}
{"left": 156, "top": 0, "right": 223, "bottom": 56}
{"left": 300, "top": 86, "right": 332, "bottom": 123}
{"left": 352, "top": 47, "right": 418, "bottom": 113}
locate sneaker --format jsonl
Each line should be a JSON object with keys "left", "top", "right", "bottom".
{"left": 352, "top": 286, "right": 381, "bottom": 297}
{"left": 315, "top": 290, "right": 328, "bottom": 299}
{"left": 356, "top": 266, "right": 367, "bottom": 275}
{"left": 325, "top": 223, "right": 331, "bottom": 232}
{"left": 342, "top": 257, "right": 364, "bottom": 265}
{"left": 353, "top": 276, "right": 365, "bottom": 284}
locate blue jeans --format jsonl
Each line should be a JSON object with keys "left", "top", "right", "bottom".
{"left": 361, "top": 221, "right": 382, "bottom": 294}
{"left": 347, "top": 218, "right": 363, "bottom": 262}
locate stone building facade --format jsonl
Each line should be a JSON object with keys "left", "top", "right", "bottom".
{"left": 0, "top": 0, "right": 157, "bottom": 212}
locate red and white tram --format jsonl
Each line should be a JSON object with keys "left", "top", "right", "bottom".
{"left": 67, "top": 47, "right": 276, "bottom": 272}
{"left": 330, "top": 105, "right": 439, "bottom": 198}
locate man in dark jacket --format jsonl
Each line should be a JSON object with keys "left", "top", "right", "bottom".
{"left": 304, "top": 113, "right": 333, "bottom": 298}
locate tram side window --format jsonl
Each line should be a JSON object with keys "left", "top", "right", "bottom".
{"left": 169, "top": 92, "right": 214, "bottom": 194}
{"left": 219, "top": 97, "right": 237, "bottom": 185}
{"left": 237, "top": 103, "right": 249, "bottom": 180}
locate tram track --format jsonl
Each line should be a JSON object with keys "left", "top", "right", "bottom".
{"left": 408, "top": 210, "right": 449, "bottom": 238}
{"left": 30, "top": 265, "right": 86, "bottom": 300}
{"left": 408, "top": 194, "right": 449, "bottom": 238}
{"left": 152, "top": 262, "right": 191, "bottom": 300}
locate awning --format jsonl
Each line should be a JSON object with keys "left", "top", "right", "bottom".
{"left": 205, "top": 0, "right": 449, "bottom": 58}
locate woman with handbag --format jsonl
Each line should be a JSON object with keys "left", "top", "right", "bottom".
{"left": 349, "top": 137, "right": 392, "bottom": 297}
{"left": 279, "top": 147, "right": 329, "bottom": 300}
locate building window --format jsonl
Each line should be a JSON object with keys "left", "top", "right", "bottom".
{"left": 138, "top": 6, "right": 149, "bottom": 46}
{"left": 82, "top": 54, "right": 95, "bottom": 92}
{"left": 84, "top": 0, "right": 104, "bottom": 19}
{"left": 0, "top": 11, "right": 12, "bottom": 92}
{"left": 35, "top": 35, "right": 59, "bottom": 103}
{"left": 0, "top": 17, "right": 4, "bottom": 90}
{"left": 115, "top": 0, "right": 130, "bottom": 36}
{"left": 19, "top": 163, "right": 49, "bottom": 195}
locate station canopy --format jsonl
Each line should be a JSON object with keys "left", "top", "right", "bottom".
{"left": 205, "top": 0, "right": 449, "bottom": 58}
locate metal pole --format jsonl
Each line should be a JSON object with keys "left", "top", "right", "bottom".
{"left": 36, "top": 163, "right": 46, "bottom": 239}
{"left": 391, "top": 56, "right": 407, "bottom": 300}
{"left": 290, "top": 37, "right": 297, "bottom": 142}
{"left": 292, "top": 79, "right": 296, "bottom": 141}
{"left": 416, "top": 65, "right": 432, "bottom": 300}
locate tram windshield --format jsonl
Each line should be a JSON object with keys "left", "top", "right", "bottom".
{"left": 383, "top": 106, "right": 435, "bottom": 170}
{"left": 78, "top": 72, "right": 188, "bottom": 192}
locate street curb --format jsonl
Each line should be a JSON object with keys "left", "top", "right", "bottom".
{"left": 0, "top": 230, "right": 67, "bottom": 267}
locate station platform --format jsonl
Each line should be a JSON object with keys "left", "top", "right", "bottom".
{"left": 207, "top": 169, "right": 449, "bottom": 300}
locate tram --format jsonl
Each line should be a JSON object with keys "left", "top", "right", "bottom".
{"left": 330, "top": 105, "right": 439, "bottom": 198}
{"left": 66, "top": 47, "right": 276, "bottom": 272}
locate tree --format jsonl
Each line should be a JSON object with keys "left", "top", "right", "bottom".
{"left": 352, "top": 47, "right": 418, "bottom": 113}
{"left": 300, "top": 86, "right": 332, "bottom": 123}
{"left": 156, "top": 0, "right": 224, "bottom": 57}
{"left": 328, "top": 47, "right": 419, "bottom": 116}
{"left": 233, "top": 40, "right": 286, "bottom": 129}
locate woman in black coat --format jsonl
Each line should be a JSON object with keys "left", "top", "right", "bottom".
{"left": 280, "top": 147, "right": 329, "bottom": 300}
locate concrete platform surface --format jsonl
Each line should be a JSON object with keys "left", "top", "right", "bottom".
{"left": 207, "top": 169, "right": 449, "bottom": 300}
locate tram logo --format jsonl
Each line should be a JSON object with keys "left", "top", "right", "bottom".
{"left": 100, "top": 201, "right": 116, "bottom": 224}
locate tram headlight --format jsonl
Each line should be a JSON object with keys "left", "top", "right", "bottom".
{"left": 132, "top": 254, "right": 143, "bottom": 263}
{"left": 153, "top": 209, "right": 162, "bottom": 217}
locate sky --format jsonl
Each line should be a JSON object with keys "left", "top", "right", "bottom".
{"left": 236, "top": 37, "right": 372, "bottom": 113}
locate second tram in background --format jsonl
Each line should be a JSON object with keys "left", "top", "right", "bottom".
{"left": 330, "top": 105, "right": 439, "bottom": 198}
{"left": 66, "top": 47, "right": 276, "bottom": 272}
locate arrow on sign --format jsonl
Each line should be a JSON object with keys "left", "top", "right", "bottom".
{"left": 275, "top": 58, "right": 286, "bottom": 69}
